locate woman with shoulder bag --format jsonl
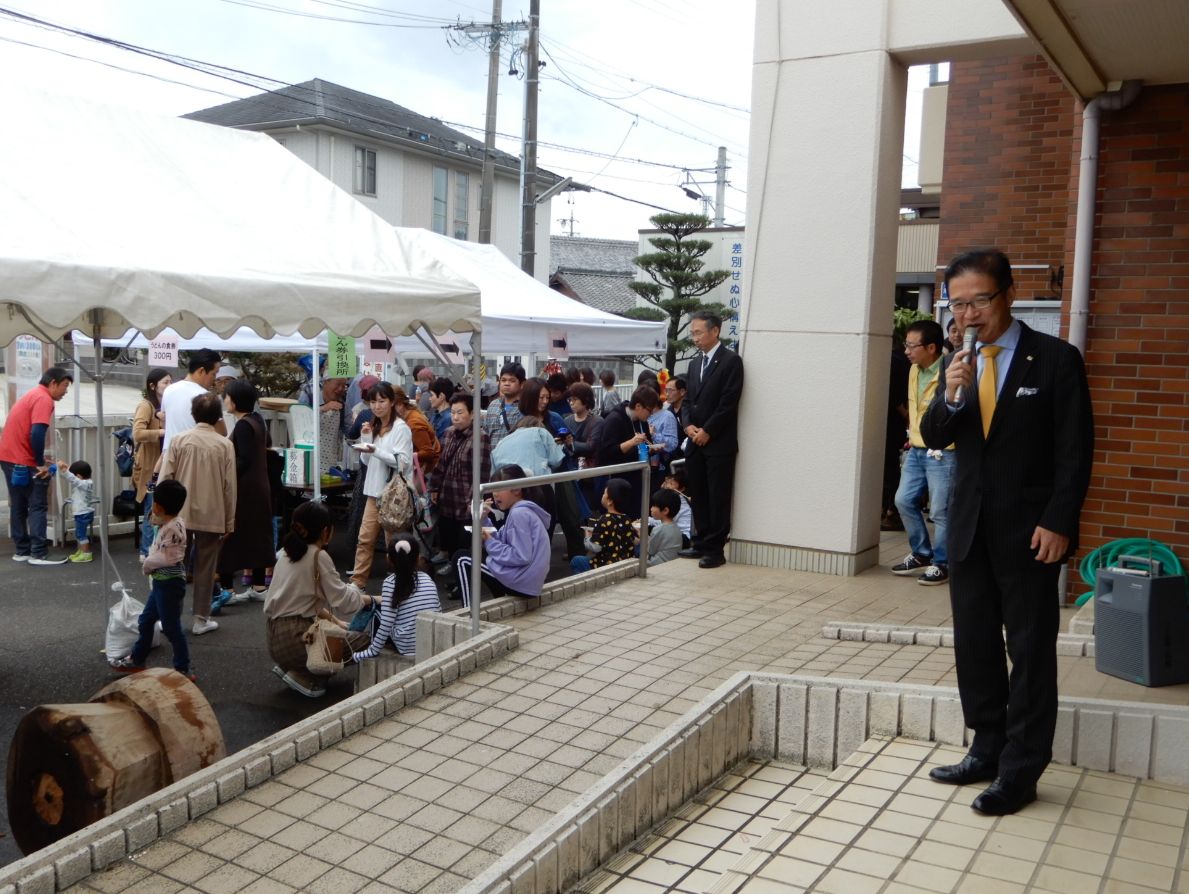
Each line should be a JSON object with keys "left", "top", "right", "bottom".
{"left": 263, "top": 501, "right": 378, "bottom": 698}
{"left": 352, "top": 382, "right": 414, "bottom": 588}
{"left": 132, "top": 369, "right": 170, "bottom": 561}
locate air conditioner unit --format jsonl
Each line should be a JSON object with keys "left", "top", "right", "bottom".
{"left": 1094, "top": 557, "right": 1189, "bottom": 687}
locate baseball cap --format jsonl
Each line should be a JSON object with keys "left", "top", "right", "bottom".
{"left": 358, "top": 374, "right": 381, "bottom": 395}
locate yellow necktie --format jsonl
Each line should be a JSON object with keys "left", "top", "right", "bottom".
{"left": 979, "top": 345, "right": 1002, "bottom": 437}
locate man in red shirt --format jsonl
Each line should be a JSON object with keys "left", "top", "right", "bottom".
{"left": 1, "top": 366, "right": 73, "bottom": 564}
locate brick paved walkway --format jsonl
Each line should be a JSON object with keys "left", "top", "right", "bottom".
{"left": 61, "top": 539, "right": 1189, "bottom": 893}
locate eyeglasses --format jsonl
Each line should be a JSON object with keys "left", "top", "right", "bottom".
{"left": 948, "top": 290, "right": 1002, "bottom": 314}
{"left": 903, "top": 342, "right": 923, "bottom": 350}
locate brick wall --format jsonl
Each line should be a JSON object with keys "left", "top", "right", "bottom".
{"left": 1078, "top": 84, "right": 1189, "bottom": 574}
{"left": 938, "top": 62, "right": 1189, "bottom": 597}
{"left": 938, "top": 57, "right": 1078, "bottom": 300}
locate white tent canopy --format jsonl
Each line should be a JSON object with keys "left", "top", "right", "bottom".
{"left": 75, "top": 229, "right": 669, "bottom": 359}
{"left": 393, "top": 229, "right": 667, "bottom": 356}
{"left": 0, "top": 90, "right": 481, "bottom": 347}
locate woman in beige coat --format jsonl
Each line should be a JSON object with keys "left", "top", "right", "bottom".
{"left": 132, "top": 369, "right": 170, "bottom": 560}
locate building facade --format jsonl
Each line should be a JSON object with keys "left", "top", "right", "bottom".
{"left": 185, "top": 79, "right": 555, "bottom": 280}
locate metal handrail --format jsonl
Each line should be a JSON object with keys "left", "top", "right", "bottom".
{"left": 468, "top": 458, "right": 653, "bottom": 634}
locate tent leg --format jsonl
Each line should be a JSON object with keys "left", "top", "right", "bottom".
{"left": 311, "top": 347, "right": 321, "bottom": 503}
{"left": 470, "top": 334, "right": 483, "bottom": 639}
{"left": 92, "top": 327, "right": 113, "bottom": 619}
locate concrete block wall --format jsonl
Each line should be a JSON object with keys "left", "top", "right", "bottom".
{"left": 0, "top": 623, "right": 519, "bottom": 893}
{"left": 820, "top": 621, "right": 1096, "bottom": 657}
{"left": 458, "top": 674, "right": 755, "bottom": 894}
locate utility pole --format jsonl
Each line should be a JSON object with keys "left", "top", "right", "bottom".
{"left": 477, "top": 0, "right": 502, "bottom": 244}
{"left": 518, "top": 0, "right": 540, "bottom": 275}
{"left": 713, "top": 146, "right": 727, "bottom": 227}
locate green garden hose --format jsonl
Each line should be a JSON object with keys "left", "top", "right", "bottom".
{"left": 1074, "top": 538, "right": 1186, "bottom": 607}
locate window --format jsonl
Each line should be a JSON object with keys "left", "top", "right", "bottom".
{"left": 432, "top": 166, "right": 448, "bottom": 235}
{"left": 453, "top": 172, "right": 470, "bottom": 240}
{"left": 354, "top": 146, "right": 376, "bottom": 196}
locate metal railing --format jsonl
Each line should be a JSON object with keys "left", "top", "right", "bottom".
{"left": 468, "top": 459, "right": 652, "bottom": 634}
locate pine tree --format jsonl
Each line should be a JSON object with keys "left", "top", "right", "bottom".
{"left": 627, "top": 213, "right": 731, "bottom": 372}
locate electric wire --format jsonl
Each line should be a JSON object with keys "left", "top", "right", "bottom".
{"left": 0, "top": 4, "right": 738, "bottom": 217}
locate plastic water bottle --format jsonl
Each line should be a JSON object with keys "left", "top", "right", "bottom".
{"left": 637, "top": 442, "right": 649, "bottom": 464}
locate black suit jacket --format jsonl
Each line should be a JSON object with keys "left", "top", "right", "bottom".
{"left": 681, "top": 345, "right": 744, "bottom": 457}
{"left": 920, "top": 322, "right": 1094, "bottom": 564}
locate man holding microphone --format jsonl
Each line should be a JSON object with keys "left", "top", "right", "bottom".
{"left": 921, "top": 249, "right": 1094, "bottom": 816}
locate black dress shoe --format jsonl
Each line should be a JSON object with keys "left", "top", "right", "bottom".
{"left": 928, "top": 754, "right": 998, "bottom": 786}
{"left": 698, "top": 554, "right": 726, "bottom": 569}
{"left": 971, "top": 778, "right": 1037, "bottom": 816}
{"left": 678, "top": 548, "right": 704, "bottom": 559}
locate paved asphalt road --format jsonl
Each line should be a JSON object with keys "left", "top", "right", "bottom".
{"left": 0, "top": 527, "right": 384, "bottom": 866}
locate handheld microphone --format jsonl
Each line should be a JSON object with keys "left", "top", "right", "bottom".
{"left": 954, "top": 325, "right": 980, "bottom": 404}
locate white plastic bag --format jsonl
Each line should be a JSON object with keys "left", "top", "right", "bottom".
{"left": 105, "top": 587, "right": 164, "bottom": 661}
{"left": 105, "top": 589, "right": 144, "bottom": 661}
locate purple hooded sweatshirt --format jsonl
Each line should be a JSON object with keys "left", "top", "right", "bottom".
{"left": 485, "top": 499, "right": 551, "bottom": 596}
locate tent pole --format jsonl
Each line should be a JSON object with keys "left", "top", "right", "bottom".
{"left": 470, "top": 334, "right": 483, "bottom": 639}
{"left": 311, "top": 347, "right": 321, "bottom": 502}
{"left": 91, "top": 322, "right": 113, "bottom": 615}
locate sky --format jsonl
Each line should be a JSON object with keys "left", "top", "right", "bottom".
{"left": 0, "top": 0, "right": 925, "bottom": 240}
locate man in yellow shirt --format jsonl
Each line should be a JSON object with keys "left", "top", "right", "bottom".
{"left": 890, "top": 321, "right": 954, "bottom": 585}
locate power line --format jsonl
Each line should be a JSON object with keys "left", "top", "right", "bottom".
{"left": 538, "top": 43, "right": 737, "bottom": 152}
{"left": 213, "top": 0, "right": 456, "bottom": 28}
{"left": 0, "top": 5, "right": 727, "bottom": 218}
{"left": 541, "top": 38, "right": 750, "bottom": 115}
{"left": 440, "top": 118, "right": 717, "bottom": 171}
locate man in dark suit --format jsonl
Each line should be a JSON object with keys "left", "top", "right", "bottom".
{"left": 679, "top": 311, "right": 744, "bottom": 569}
{"left": 921, "top": 249, "right": 1094, "bottom": 816}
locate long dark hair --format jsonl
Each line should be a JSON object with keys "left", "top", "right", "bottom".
{"left": 518, "top": 379, "right": 545, "bottom": 420}
{"left": 282, "top": 501, "right": 332, "bottom": 562}
{"left": 144, "top": 368, "right": 170, "bottom": 410}
{"left": 385, "top": 533, "right": 421, "bottom": 604}
{"left": 369, "top": 381, "right": 399, "bottom": 436}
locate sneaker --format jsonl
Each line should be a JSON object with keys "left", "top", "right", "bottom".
{"left": 110, "top": 655, "right": 145, "bottom": 673}
{"left": 178, "top": 669, "right": 198, "bottom": 683}
{"left": 919, "top": 565, "right": 949, "bottom": 586}
{"left": 430, "top": 550, "right": 449, "bottom": 565}
{"left": 70, "top": 552, "right": 93, "bottom": 563}
{"left": 227, "top": 589, "right": 253, "bottom": 605}
{"left": 192, "top": 617, "right": 219, "bottom": 636}
{"left": 249, "top": 587, "right": 269, "bottom": 602}
{"left": 281, "top": 672, "right": 326, "bottom": 698}
{"left": 891, "top": 553, "right": 930, "bottom": 576}
{"left": 138, "top": 554, "right": 146, "bottom": 565}
{"left": 209, "top": 589, "right": 234, "bottom": 615}
{"left": 12, "top": 554, "right": 29, "bottom": 562}
{"left": 29, "top": 555, "right": 68, "bottom": 566}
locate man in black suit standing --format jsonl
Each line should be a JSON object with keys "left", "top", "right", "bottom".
{"left": 679, "top": 311, "right": 744, "bottom": 569}
{"left": 921, "top": 249, "right": 1094, "bottom": 816}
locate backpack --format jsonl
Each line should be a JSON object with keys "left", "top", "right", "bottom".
{"left": 376, "top": 465, "right": 414, "bottom": 532}
{"left": 113, "top": 427, "right": 135, "bottom": 478}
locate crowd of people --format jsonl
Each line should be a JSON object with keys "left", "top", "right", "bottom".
{"left": 0, "top": 311, "right": 745, "bottom": 697}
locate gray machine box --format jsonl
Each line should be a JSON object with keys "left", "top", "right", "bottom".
{"left": 1094, "top": 557, "right": 1189, "bottom": 687}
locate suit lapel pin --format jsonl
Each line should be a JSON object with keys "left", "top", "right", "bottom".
{"left": 1027, "top": 355, "right": 1033, "bottom": 361}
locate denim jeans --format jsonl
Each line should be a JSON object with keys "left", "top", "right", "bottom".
{"left": 131, "top": 576, "right": 189, "bottom": 672}
{"left": 2, "top": 461, "right": 49, "bottom": 558}
{"left": 139, "top": 491, "right": 156, "bottom": 557}
{"left": 893, "top": 447, "right": 954, "bottom": 567}
{"left": 74, "top": 512, "right": 95, "bottom": 546}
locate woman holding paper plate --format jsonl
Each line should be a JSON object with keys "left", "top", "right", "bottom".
{"left": 351, "top": 382, "right": 413, "bottom": 588}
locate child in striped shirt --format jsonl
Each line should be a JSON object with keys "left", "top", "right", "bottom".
{"left": 112, "top": 479, "right": 194, "bottom": 680}
{"left": 352, "top": 533, "right": 442, "bottom": 659}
